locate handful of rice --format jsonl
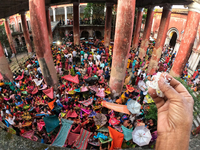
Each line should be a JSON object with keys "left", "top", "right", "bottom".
{"left": 146, "top": 72, "right": 170, "bottom": 97}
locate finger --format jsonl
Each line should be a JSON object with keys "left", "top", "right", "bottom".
{"left": 158, "top": 76, "right": 181, "bottom": 101}
{"left": 162, "top": 73, "right": 190, "bottom": 95}
{"left": 148, "top": 87, "right": 165, "bottom": 109}
{"left": 161, "top": 73, "right": 193, "bottom": 103}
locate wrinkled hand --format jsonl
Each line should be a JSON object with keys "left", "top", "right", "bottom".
{"left": 148, "top": 73, "right": 194, "bottom": 133}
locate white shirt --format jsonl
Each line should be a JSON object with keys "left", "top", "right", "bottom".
{"left": 138, "top": 80, "right": 148, "bottom": 95}
{"left": 91, "top": 48, "right": 96, "bottom": 53}
{"left": 93, "top": 54, "right": 97, "bottom": 61}
{"left": 37, "top": 67, "right": 42, "bottom": 74}
{"left": 66, "top": 53, "right": 72, "bottom": 58}
{"left": 89, "top": 61, "right": 93, "bottom": 67}
{"left": 6, "top": 116, "right": 15, "bottom": 125}
{"left": 84, "top": 53, "right": 88, "bottom": 59}
{"left": 16, "top": 82, "right": 20, "bottom": 88}
{"left": 96, "top": 55, "right": 101, "bottom": 61}
{"left": 96, "top": 60, "right": 100, "bottom": 66}
{"left": 72, "top": 50, "right": 77, "bottom": 57}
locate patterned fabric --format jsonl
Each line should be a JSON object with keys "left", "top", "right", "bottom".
{"left": 81, "top": 108, "right": 91, "bottom": 114}
{"left": 21, "top": 130, "right": 38, "bottom": 141}
{"left": 52, "top": 119, "right": 74, "bottom": 147}
{"left": 21, "top": 111, "right": 31, "bottom": 120}
{"left": 43, "top": 87, "right": 54, "bottom": 99}
{"left": 37, "top": 121, "right": 45, "bottom": 131}
{"left": 79, "top": 99, "right": 93, "bottom": 106}
{"left": 67, "top": 110, "right": 78, "bottom": 118}
{"left": 73, "top": 128, "right": 92, "bottom": 149}
{"left": 72, "top": 124, "right": 81, "bottom": 133}
{"left": 67, "top": 132, "right": 80, "bottom": 146}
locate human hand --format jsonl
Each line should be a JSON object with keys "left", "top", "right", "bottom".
{"left": 148, "top": 73, "right": 194, "bottom": 150}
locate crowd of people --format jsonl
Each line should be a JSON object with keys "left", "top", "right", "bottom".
{"left": 0, "top": 37, "right": 198, "bottom": 149}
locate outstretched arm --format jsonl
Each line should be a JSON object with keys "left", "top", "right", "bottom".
{"left": 148, "top": 73, "right": 193, "bottom": 150}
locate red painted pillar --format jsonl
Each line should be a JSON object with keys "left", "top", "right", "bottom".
{"left": 21, "top": 12, "right": 33, "bottom": 54}
{"left": 29, "top": 0, "right": 58, "bottom": 87}
{"left": 138, "top": 7, "right": 154, "bottom": 59}
{"left": 132, "top": 8, "right": 143, "bottom": 49}
{"left": 73, "top": 2, "right": 80, "bottom": 45}
{"left": 147, "top": 6, "right": 172, "bottom": 75}
{"left": 110, "top": 0, "right": 135, "bottom": 97}
{"left": 0, "top": 42, "right": 13, "bottom": 81}
{"left": 104, "top": 3, "right": 113, "bottom": 47}
{"left": 4, "top": 19, "right": 17, "bottom": 54}
{"left": 170, "top": 2, "right": 200, "bottom": 77}
{"left": 46, "top": 7, "right": 53, "bottom": 44}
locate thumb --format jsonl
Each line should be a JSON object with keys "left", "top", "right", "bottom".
{"left": 158, "top": 76, "right": 180, "bottom": 101}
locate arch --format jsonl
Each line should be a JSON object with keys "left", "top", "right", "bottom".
{"left": 95, "top": 31, "right": 102, "bottom": 39}
{"left": 169, "top": 32, "right": 177, "bottom": 48}
{"left": 167, "top": 27, "right": 179, "bottom": 39}
{"left": 30, "top": 36, "right": 33, "bottom": 41}
{"left": 21, "top": 37, "right": 26, "bottom": 46}
{"left": 81, "top": 31, "right": 89, "bottom": 39}
{"left": 15, "top": 38, "right": 20, "bottom": 47}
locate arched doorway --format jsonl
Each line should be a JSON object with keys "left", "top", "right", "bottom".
{"left": 95, "top": 31, "right": 101, "bottom": 39}
{"left": 81, "top": 31, "right": 89, "bottom": 39}
{"left": 169, "top": 32, "right": 177, "bottom": 48}
{"left": 15, "top": 38, "right": 20, "bottom": 47}
{"left": 30, "top": 36, "right": 33, "bottom": 41}
{"left": 21, "top": 37, "right": 26, "bottom": 46}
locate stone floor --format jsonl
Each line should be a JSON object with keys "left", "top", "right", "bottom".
{"left": 9, "top": 52, "right": 30, "bottom": 72}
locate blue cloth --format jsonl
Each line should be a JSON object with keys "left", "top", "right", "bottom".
{"left": 100, "top": 63, "right": 105, "bottom": 69}
{"left": 43, "top": 115, "right": 60, "bottom": 133}
{"left": 36, "top": 114, "right": 49, "bottom": 117}
{"left": 15, "top": 101, "right": 23, "bottom": 106}
{"left": 121, "top": 125, "right": 133, "bottom": 141}
{"left": 76, "top": 72, "right": 81, "bottom": 76}
{"left": 52, "top": 119, "right": 73, "bottom": 147}
{"left": 15, "top": 95, "right": 21, "bottom": 101}
{"left": 74, "top": 88, "right": 80, "bottom": 92}
{"left": 41, "top": 139, "right": 44, "bottom": 143}
{"left": 94, "top": 132, "right": 108, "bottom": 140}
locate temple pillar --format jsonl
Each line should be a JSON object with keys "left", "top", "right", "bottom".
{"left": 132, "top": 8, "right": 144, "bottom": 49}
{"left": 90, "top": 7, "right": 93, "bottom": 25}
{"left": 138, "top": 6, "right": 154, "bottom": 59}
{"left": 73, "top": 2, "right": 80, "bottom": 45}
{"left": 29, "top": 0, "right": 58, "bottom": 87}
{"left": 21, "top": 12, "right": 33, "bottom": 54}
{"left": 104, "top": 3, "right": 113, "bottom": 47}
{"left": 147, "top": 5, "right": 172, "bottom": 75}
{"left": 0, "top": 42, "right": 13, "bottom": 81}
{"left": 110, "top": 0, "right": 135, "bottom": 97}
{"left": 52, "top": 7, "right": 56, "bottom": 22}
{"left": 46, "top": 7, "right": 53, "bottom": 44}
{"left": 64, "top": 6, "right": 68, "bottom": 25}
{"left": 170, "top": 2, "right": 200, "bottom": 77}
{"left": 4, "top": 19, "right": 17, "bottom": 54}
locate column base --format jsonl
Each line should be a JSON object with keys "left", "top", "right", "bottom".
{"left": 28, "top": 52, "right": 35, "bottom": 58}
{"left": 169, "top": 69, "right": 180, "bottom": 77}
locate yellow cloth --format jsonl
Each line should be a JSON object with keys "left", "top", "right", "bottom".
{"left": 127, "top": 59, "right": 131, "bottom": 68}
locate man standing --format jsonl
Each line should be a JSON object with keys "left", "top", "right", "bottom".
{"left": 72, "top": 49, "right": 77, "bottom": 64}
{"left": 138, "top": 75, "right": 148, "bottom": 105}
